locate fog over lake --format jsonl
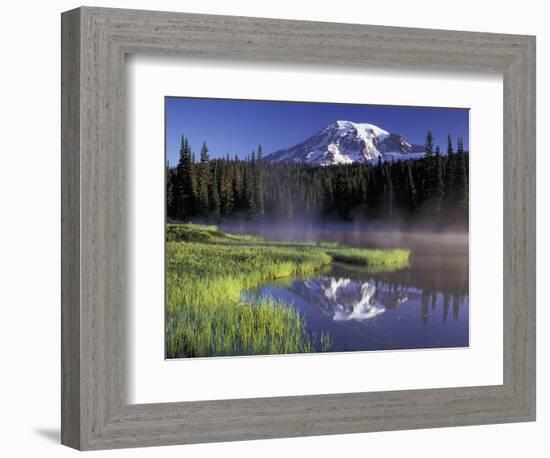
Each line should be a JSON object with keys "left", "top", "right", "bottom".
{"left": 222, "top": 222, "right": 469, "bottom": 352}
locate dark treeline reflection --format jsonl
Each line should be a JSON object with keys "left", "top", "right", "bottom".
{"left": 332, "top": 251, "right": 469, "bottom": 326}
{"left": 234, "top": 224, "right": 469, "bottom": 351}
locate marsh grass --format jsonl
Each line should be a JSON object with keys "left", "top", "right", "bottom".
{"left": 166, "top": 223, "right": 410, "bottom": 358}
{"left": 325, "top": 247, "right": 410, "bottom": 267}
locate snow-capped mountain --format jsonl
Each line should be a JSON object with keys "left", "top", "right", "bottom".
{"left": 265, "top": 120, "right": 425, "bottom": 166}
{"left": 286, "top": 276, "right": 411, "bottom": 321}
{"left": 285, "top": 276, "right": 385, "bottom": 321}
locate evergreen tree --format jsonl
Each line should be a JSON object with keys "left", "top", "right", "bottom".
{"left": 434, "top": 146, "right": 445, "bottom": 216}
{"left": 405, "top": 161, "right": 417, "bottom": 212}
{"left": 454, "top": 136, "right": 469, "bottom": 226}
{"left": 244, "top": 165, "right": 256, "bottom": 217}
{"left": 175, "top": 135, "right": 197, "bottom": 219}
{"left": 255, "top": 144, "right": 265, "bottom": 216}
{"left": 447, "top": 134, "right": 454, "bottom": 156}
{"left": 425, "top": 130, "right": 434, "bottom": 157}
{"left": 421, "top": 131, "right": 436, "bottom": 211}
{"left": 210, "top": 172, "right": 221, "bottom": 218}
{"left": 174, "top": 136, "right": 187, "bottom": 219}
{"left": 220, "top": 166, "right": 234, "bottom": 216}
{"left": 384, "top": 164, "right": 394, "bottom": 219}
{"left": 323, "top": 176, "right": 334, "bottom": 215}
{"left": 445, "top": 134, "right": 456, "bottom": 201}
{"left": 197, "top": 141, "right": 210, "bottom": 216}
{"left": 232, "top": 161, "right": 243, "bottom": 210}
{"left": 166, "top": 160, "right": 174, "bottom": 218}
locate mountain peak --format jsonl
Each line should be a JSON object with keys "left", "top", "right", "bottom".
{"left": 265, "top": 120, "right": 424, "bottom": 166}
{"left": 334, "top": 120, "right": 390, "bottom": 139}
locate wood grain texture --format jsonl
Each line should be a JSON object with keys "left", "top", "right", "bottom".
{"left": 61, "top": 7, "right": 81, "bottom": 450}
{"left": 61, "top": 6, "right": 536, "bottom": 450}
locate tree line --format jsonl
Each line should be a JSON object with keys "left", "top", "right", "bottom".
{"left": 166, "top": 131, "right": 469, "bottom": 228}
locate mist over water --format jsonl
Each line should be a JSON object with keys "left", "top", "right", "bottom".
{"left": 224, "top": 221, "right": 469, "bottom": 352}
{"left": 220, "top": 220, "right": 467, "bottom": 247}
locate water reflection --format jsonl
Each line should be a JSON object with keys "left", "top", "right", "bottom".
{"left": 232, "top": 223, "right": 469, "bottom": 352}
{"left": 289, "top": 277, "right": 386, "bottom": 321}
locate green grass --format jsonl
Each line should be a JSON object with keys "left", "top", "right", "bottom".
{"left": 324, "top": 247, "right": 410, "bottom": 267}
{"left": 166, "top": 223, "right": 410, "bottom": 358}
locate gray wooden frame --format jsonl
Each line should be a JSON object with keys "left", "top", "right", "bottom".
{"left": 61, "top": 6, "right": 536, "bottom": 451}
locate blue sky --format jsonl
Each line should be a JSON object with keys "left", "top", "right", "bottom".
{"left": 166, "top": 97, "right": 469, "bottom": 164}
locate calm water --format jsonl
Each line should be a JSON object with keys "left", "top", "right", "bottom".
{"left": 222, "top": 223, "right": 469, "bottom": 353}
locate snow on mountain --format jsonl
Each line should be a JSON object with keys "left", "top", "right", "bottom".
{"left": 289, "top": 276, "right": 386, "bottom": 321}
{"left": 265, "top": 120, "right": 425, "bottom": 166}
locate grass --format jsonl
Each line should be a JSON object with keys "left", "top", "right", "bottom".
{"left": 324, "top": 247, "right": 410, "bottom": 268}
{"left": 166, "top": 223, "right": 410, "bottom": 358}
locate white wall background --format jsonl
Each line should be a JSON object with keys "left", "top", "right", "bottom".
{"left": 0, "top": 1, "right": 546, "bottom": 456}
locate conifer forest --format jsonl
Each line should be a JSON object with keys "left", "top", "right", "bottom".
{"left": 166, "top": 133, "right": 468, "bottom": 228}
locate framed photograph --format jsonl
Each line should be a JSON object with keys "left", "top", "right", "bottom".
{"left": 163, "top": 98, "right": 470, "bottom": 358}
{"left": 61, "top": 6, "right": 536, "bottom": 450}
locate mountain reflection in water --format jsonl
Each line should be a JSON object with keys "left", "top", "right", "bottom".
{"left": 230, "top": 224, "right": 469, "bottom": 353}
{"left": 291, "top": 277, "right": 387, "bottom": 321}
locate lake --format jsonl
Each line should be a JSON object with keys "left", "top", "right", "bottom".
{"left": 221, "top": 223, "right": 469, "bottom": 353}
